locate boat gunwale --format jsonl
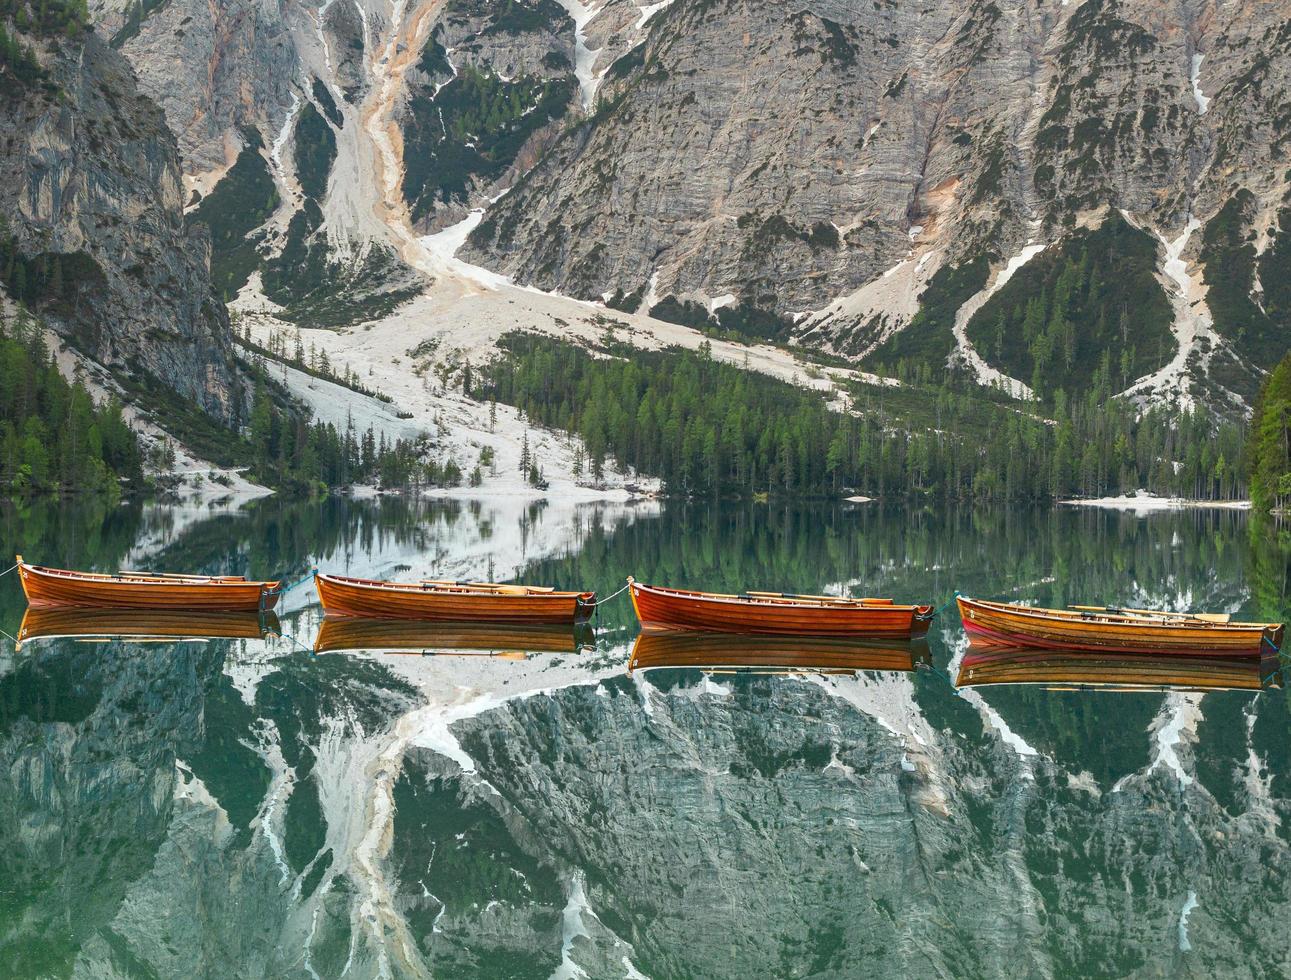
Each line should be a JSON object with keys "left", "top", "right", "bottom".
{"left": 631, "top": 580, "right": 931, "bottom": 614}
{"left": 316, "top": 571, "right": 594, "bottom": 601}
{"left": 958, "top": 595, "right": 1280, "bottom": 633}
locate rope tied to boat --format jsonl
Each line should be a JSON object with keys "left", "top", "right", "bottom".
{"left": 0, "top": 562, "right": 19, "bottom": 579}
{"left": 594, "top": 580, "right": 634, "bottom": 609}
{"left": 928, "top": 591, "right": 963, "bottom": 620}
{"left": 267, "top": 567, "right": 317, "bottom": 597}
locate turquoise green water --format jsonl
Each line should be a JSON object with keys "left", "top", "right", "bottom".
{"left": 0, "top": 496, "right": 1288, "bottom": 978}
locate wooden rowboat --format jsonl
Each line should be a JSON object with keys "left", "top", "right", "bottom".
{"left": 628, "top": 632, "right": 929, "bottom": 675}
{"left": 16, "top": 556, "right": 282, "bottom": 611}
{"left": 628, "top": 577, "right": 933, "bottom": 637}
{"left": 16, "top": 607, "right": 280, "bottom": 649}
{"left": 314, "top": 572, "right": 596, "bottom": 623}
{"left": 314, "top": 617, "right": 594, "bottom": 655}
{"left": 956, "top": 595, "right": 1283, "bottom": 657}
{"left": 955, "top": 646, "right": 1281, "bottom": 693}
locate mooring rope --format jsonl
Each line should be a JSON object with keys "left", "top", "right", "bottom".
{"left": 928, "top": 590, "right": 963, "bottom": 620}
{"left": 0, "top": 562, "right": 19, "bottom": 578}
{"left": 268, "top": 567, "right": 316, "bottom": 596}
{"left": 595, "top": 580, "right": 633, "bottom": 607}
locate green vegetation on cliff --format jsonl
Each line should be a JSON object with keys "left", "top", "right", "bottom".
{"left": 863, "top": 257, "right": 990, "bottom": 374}
{"left": 0, "top": 219, "right": 108, "bottom": 321}
{"left": 1202, "top": 191, "right": 1291, "bottom": 373}
{"left": 0, "top": 309, "right": 141, "bottom": 496}
{"left": 402, "top": 64, "right": 574, "bottom": 223}
{"left": 1248, "top": 351, "right": 1291, "bottom": 512}
{"left": 192, "top": 131, "right": 279, "bottom": 300}
{"left": 965, "top": 214, "right": 1173, "bottom": 399}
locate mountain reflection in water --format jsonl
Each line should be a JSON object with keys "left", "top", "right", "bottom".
{"left": 1, "top": 496, "right": 1290, "bottom": 978}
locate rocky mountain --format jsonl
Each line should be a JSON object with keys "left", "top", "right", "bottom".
{"left": 1, "top": 0, "right": 1285, "bottom": 481}
{"left": 94, "top": 0, "right": 1288, "bottom": 421}
{"left": 464, "top": 0, "right": 1291, "bottom": 408}
{"left": 0, "top": 5, "right": 245, "bottom": 420}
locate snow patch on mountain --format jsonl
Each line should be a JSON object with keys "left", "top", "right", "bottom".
{"left": 1119, "top": 219, "right": 1227, "bottom": 413}
{"left": 554, "top": 0, "right": 605, "bottom": 110}
{"left": 1190, "top": 54, "right": 1210, "bottom": 114}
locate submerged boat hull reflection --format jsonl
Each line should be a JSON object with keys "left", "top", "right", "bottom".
{"left": 16, "top": 607, "right": 281, "bottom": 648}
{"left": 628, "top": 632, "right": 930, "bottom": 675}
{"left": 314, "top": 617, "right": 595, "bottom": 656}
{"left": 956, "top": 647, "right": 1282, "bottom": 692}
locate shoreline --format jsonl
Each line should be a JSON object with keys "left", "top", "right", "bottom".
{"left": 1059, "top": 493, "right": 1250, "bottom": 513}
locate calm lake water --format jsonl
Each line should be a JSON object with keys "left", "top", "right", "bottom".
{"left": 1, "top": 496, "right": 1289, "bottom": 978}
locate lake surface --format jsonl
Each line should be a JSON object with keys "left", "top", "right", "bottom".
{"left": 1, "top": 496, "right": 1289, "bottom": 978}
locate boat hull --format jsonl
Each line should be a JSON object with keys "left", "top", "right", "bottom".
{"left": 18, "top": 562, "right": 280, "bottom": 612}
{"left": 957, "top": 596, "right": 1283, "bottom": 657}
{"left": 629, "top": 582, "right": 933, "bottom": 637}
{"left": 316, "top": 573, "right": 596, "bottom": 624}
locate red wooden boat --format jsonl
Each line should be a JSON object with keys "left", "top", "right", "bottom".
{"left": 627, "top": 577, "right": 933, "bottom": 637}
{"left": 315, "top": 572, "right": 596, "bottom": 623}
{"left": 957, "top": 595, "right": 1283, "bottom": 657}
{"left": 16, "top": 556, "right": 281, "bottom": 611}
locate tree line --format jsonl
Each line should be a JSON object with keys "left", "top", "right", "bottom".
{"left": 1249, "top": 351, "right": 1291, "bottom": 512}
{"left": 0, "top": 308, "right": 141, "bottom": 497}
{"left": 474, "top": 333, "right": 1247, "bottom": 501}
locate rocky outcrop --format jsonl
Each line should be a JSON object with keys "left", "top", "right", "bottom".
{"left": 84, "top": 0, "right": 1290, "bottom": 414}
{"left": 0, "top": 25, "right": 245, "bottom": 419}
{"left": 396, "top": 0, "right": 581, "bottom": 229}
{"left": 96, "top": 0, "right": 301, "bottom": 183}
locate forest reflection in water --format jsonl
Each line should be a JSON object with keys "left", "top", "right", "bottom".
{"left": 0, "top": 495, "right": 1290, "bottom": 978}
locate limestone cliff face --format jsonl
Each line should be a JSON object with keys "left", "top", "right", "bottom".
{"left": 95, "top": 0, "right": 301, "bottom": 184}
{"left": 464, "top": 0, "right": 1287, "bottom": 310}
{"left": 0, "top": 28, "right": 245, "bottom": 418}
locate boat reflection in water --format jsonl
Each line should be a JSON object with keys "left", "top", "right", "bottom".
{"left": 15, "top": 606, "right": 281, "bottom": 650}
{"left": 313, "top": 617, "right": 597, "bottom": 658}
{"left": 628, "top": 631, "right": 931, "bottom": 676}
{"left": 955, "top": 645, "right": 1283, "bottom": 693}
